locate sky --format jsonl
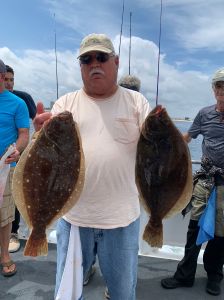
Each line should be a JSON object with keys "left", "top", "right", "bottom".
{"left": 0, "top": 0, "right": 224, "bottom": 118}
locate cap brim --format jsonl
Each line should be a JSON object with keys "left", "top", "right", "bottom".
{"left": 77, "top": 45, "right": 113, "bottom": 58}
{"left": 212, "top": 76, "right": 224, "bottom": 83}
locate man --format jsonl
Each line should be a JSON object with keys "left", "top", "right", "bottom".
{"left": 0, "top": 59, "right": 29, "bottom": 276}
{"left": 34, "top": 33, "right": 151, "bottom": 300}
{"left": 161, "top": 68, "right": 224, "bottom": 296}
{"left": 5, "top": 65, "right": 36, "bottom": 119}
{"left": 83, "top": 73, "right": 143, "bottom": 299}
{"left": 4, "top": 65, "right": 36, "bottom": 253}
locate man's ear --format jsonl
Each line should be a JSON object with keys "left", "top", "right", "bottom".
{"left": 0, "top": 73, "right": 5, "bottom": 82}
{"left": 115, "top": 55, "right": 119, "bottom": 68}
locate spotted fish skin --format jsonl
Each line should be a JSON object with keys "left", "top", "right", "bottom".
{"left": 12, "top": 111, "right": 85, "bottom": 256}
{"left": 136, "top": 105, "right": 192, "bottom": 248}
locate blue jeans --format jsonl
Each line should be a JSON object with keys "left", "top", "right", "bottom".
{"left": 55, "top": 217, "right": 139, "bottom": 300}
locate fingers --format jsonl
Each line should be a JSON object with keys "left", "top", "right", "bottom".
{"left": 5, "top": 149, "right": 20, "bottom": 164}
{"left": 33, "top": 112, "right": 52, "bottom": 132}
{"left": 33, "top": 101, "right": 52, "bottom": 131}
{"left": 36, "top": 102, "right": 45, "bottom": 114}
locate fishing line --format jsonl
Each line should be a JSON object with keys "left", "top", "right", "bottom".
{"left": 129, "top": 12, "right": 132, "bottom": 75}
{"left": 54, "top": 13, "right": 59, "bottom": 99}
{"left": 118, "top": 0, "right": 125, "bottom": 58}
{"left": 155, "top": 0, "right": 163, "bottom": 106}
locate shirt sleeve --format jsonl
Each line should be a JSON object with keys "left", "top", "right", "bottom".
{"left": 188, "top": 110, "right": 201, "bottom": 139}
{"left": 24, "top": 94, "right": 36, "bottom": 119}
{"left": 137, "top": 94, "right": 152, "bottom": 128}
{"left": 15, "top": 101, "right": 30, "bottom": 129}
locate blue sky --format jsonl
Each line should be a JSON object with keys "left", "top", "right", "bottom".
{"left": 0, "top": 0, "right": 224, "bottom": 118}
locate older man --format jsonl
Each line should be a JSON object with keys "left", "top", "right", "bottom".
{"left": 34, "top": 33, "right": 151, "bottom": 300}
{"left": 161, "top": 68, "right": 224, "bottom": 296}
{"left": 0, "top": 59, "right": 29, "bottom": 276}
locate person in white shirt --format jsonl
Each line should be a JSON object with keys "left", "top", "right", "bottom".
{"left": 34, "top": 33, "right": 151, "bottom": 300}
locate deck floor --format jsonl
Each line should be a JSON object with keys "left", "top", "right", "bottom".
{"left": 0, "top": 240, "right": 223, "bottom": 300}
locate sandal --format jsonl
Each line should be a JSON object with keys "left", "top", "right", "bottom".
{"left": 1, "top": 260, "right": 17, "bottom": 277}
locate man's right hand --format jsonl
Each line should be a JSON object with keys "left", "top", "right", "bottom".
{"left": 33, "top": 102, "right": 52, "bottom": 131}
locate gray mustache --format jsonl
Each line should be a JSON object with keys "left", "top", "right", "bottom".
{"left": 89, "top": 68, "right": 105, "bottom": 77}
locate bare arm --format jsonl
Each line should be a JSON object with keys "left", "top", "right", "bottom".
{"left": 183, "top": 132, "right": 192, "bottom": 144}
{"left": 5, "top": 128, "right": 29, "bottom": 164}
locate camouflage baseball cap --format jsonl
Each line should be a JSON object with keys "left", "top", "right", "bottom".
{"left": 78, "top": 33, "right": 115, "bottom": 58}
{"left": 212, "top": 68, "right": 224, "bottom": 84}
{"left": 0, "top": 59, "right": 6, "bottom": 73}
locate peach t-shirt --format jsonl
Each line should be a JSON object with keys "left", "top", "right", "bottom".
{"left": 52, "top": 86, "right": 151, "bottom": 228}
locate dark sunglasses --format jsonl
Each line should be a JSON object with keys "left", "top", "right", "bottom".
{"left": 79, "top": 52, "right": 114, "bottom": 65}
{"left": 214, "top": 82, "right": 224, "bottom": 89}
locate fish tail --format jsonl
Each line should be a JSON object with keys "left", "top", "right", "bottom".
{"left": 143, "top": 219, "right": 163, "bottom": 248}
{"left": 24, "top": 229, "right": 48, "bottom": 257}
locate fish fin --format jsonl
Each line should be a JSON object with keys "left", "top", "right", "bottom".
{"left": 24, "top": 230, "right": 48, "bottom": 257}
{"left": 143, "top": 220, "right": 163, "bottom": 248}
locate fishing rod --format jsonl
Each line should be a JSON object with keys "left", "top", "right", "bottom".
{"left": 155, "top": 0, "right": 163, "bottom": 106}
{"left": 118, "top": 0, "right": 125, "bottom": 58}
{"left": 129, "top": 12, "right": 132, "bottom": 75}
{"left": 54, "top": 13, "right": 59, "bottom": 99}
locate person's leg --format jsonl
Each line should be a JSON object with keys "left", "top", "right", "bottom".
{"left": 0, "top": 168, "right": 16, "bottom": 276}
{"left": 79, "top": 227, "right": 97, "bottom": 283}
{"left": 97, "top": 218, "right": 140, "bottom": 300}
{"left": 174, "top": 219, "right": 201, "bottom": 283}
{"left": 0, "top": 223, "right": 16, "bottom": 275}
{"left": 161, "top": 219, "right": 201, "bottom": 288}
{"left": 203, "top": 236, "right": 224, "bottom": 295}
{"left": 55, "top": 218, "right": 71, "bottom": 298}
{"left": 203, "top": 185, "right": 224, "bottom": 295}
{"left": 9, "top": 207, "right": 21, "bottom": 253}
{"left": 161, "top": 179, "right": 209, "bottom": 289}
{"left": 11, "top": 207, "right": 20, "bottom": 234}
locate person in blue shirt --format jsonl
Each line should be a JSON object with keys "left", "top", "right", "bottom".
{"left": 161, "top": 68, "right": 224, "bottom": 296}
{"left": 4, "top": 64, "right": 36, "bottom": 253}
{"left": 0, "top": 59, "right": 29, "bottom": 277}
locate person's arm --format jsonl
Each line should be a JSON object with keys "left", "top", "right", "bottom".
{"left": 183, "top": 132, "right": 192, "bottom": 143}
{"left": 5, "top": 128, "right": 29, "bottom": 164}
{"left": 33, "top": 102, "right": 52, "bottom": 131}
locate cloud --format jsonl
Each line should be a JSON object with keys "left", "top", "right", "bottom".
{"left": 117, "top": 35, "right": 214, "bottom": 118}
{"left": 0, "top": 34, "right": 215, "bottom": 119}
{"left": 0, "top": 47, "right": 83, "bottom": 109}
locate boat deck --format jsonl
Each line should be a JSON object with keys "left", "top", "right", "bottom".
{"left": 1, "top": 240, "right": 223, "bottom": 300}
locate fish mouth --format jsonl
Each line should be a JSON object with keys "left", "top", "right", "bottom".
{"left": 151, "top": 105, "right": 165, "bottom": 116}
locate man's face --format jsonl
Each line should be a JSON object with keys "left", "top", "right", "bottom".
{"left": 0, "top": 73, "right": 5, "bottom": 88}
{"left": 79, "top": 51, "right": 119, "bottom": 98}
{"left": 213, "top": 81, "right": 224, "bottom": 102}
{"left": 4, "top": 71, "right": 14, "bottom": 91}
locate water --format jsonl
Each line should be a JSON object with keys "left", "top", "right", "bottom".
{"left": 175, "top": 121, "right": 202, "bottom": 172}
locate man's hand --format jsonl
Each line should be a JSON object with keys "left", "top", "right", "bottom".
{"left": 183, "top": 132, "right": 192, "bottom": 143}
{"left": 33, "top": 102, "right": 52, "bottom": 131}
{"left": 5, "top": 148, "right": 20, "bottom": 164}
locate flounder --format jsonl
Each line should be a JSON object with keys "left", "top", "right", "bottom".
{"left": 12, "top": 111, "right": 85, "bottom": 256}
{"left": 136, "top": 105, "right": 192, "bottom": 248}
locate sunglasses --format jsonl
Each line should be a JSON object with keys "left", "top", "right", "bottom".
{"left": 79, "top": 52, "right": 114, "bottom": 65}
{"left": 214, "top": 82, "right": 224, "bottom": 90}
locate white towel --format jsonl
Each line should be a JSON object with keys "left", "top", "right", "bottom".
{"left": 56, "top": 225, "right": 83, "bottom": 300}
{"left": 0, "top": 144, "right": 16, "bottom": 208}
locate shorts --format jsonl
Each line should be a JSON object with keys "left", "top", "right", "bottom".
{"left": 0, "top": 167, "right": 15, "bottom": 227}
{"left": 191, "top": 178, "right": 224, "bottom": 236}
